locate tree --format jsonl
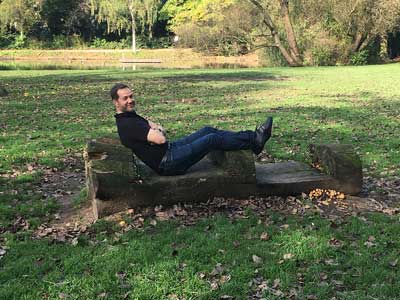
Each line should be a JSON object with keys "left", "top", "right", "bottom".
{"left": 162, "top": 0, "right": 304, "bottom": 64}
{"left": 333, "top": 0, "right": 400, "bottom": 55}
{"left": 161, "top": 0, "right": 256, "bottom": 55}
{"left": 0, "top": 0, "right": 43, "bottom": 37}
{"left": 89, "top": 0, "right": 162, "bottom": 51}
{"left": 140, "top": 0, "right": 163, "bottom": 40}
{"left": 89, "top": 0, "right": 137, "bottom": 51}
{"left": 297, "top": 0, "right": 400, "bottom": 61}
{"left": 247, "top": 0, "right": 302, "bottom": 66}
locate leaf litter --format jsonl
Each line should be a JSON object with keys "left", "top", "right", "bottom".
{"left": 2, "top": 151, "right": 396, "bottom": 260}
{"left": 29, "top": 182, "right": 399, "bottom": 245}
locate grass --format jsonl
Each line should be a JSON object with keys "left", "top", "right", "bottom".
{"left": 1, "top": 213, "right": 400, "bottom": 299}
{"left": 1, "top": 63, "right": 400, "bottom": 299}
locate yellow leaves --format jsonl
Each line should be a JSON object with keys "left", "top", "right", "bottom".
{"left": 309, "top": 188, "right": 346, "bottom": 201}
{"left": 309, "top": 189, "right": 346, "bottom": 209}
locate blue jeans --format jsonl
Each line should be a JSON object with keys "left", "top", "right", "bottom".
{"left": 158, "top": 126, "right": 255, "bottom": 175}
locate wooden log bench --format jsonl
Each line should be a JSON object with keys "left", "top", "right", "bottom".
{"left": 84, "top": 138, "right": 363, "bottom": 219}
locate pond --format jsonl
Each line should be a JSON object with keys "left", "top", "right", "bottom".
{"left": 0, "top": 59, "right": 252, "bottom": 71}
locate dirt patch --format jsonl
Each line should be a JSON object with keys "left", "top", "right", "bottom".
{"left": 34, "top": 162, "right": 95, "bottom": 234}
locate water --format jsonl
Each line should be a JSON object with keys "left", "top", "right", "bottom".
{"left": 0, "top": 59, "right": 250, "bottom": 71}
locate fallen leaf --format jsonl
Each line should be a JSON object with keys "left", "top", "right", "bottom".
{"left": 97, "top": 292, "right": 107, "bottom": 298}
{"left": 328, "top": 238, "right": 343, "bottom": 248}
{"left": 220, "top": 274, "right": 231, "bottom": 284}
{"left": 283, "top": 253, "right": 294, "bottom": 260}
{"left": 252, "top": 255, "right": 263, "bottom": 265}
{"left": 210, "top": 281, "right": 219, "bottom": 290}
{"left": 272, "top": 278, "right": 281, "bottom": 289}
{"left": 260, "top": 232, "right": 270, "bottom": 241}
{"left": 389, "top": 259, "right": 398, "bottom": 267}
{"left": 364, "top": 240, "right": 376, "bottom": 248}
{"left": 71, "top": 237, "right": 78, "bottom": 246}
{"left": 324, "top": 259, "right": 338, "bottom": 266}
{"left": 288, "top": 289, "right": 298, "bottom": 299}
{"left": 331, "top": 280, "right": 344, "bottom": 287}
{"left": 0, "top": 248, "right": 6, "bottom": 258}
{"left": 210, "top": 263, "right": 224, "bottom": 276}
{"left": 116, "top": 271, "right": 126, "bottom": 280}
{"left": 272, "top": 289, "right": 284, "bottom": 297}
{"left": 319, "top": 272, "right": 328, "bottom": 281}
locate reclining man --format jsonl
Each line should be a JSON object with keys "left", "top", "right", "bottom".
{"left": 112, "top": 83, "right": 273, "bottom": 176}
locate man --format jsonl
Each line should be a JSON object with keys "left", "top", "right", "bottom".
{"left": 112, "top": 83, "right": 273, "bottom": 176}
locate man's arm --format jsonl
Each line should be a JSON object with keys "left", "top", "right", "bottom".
{"left": 147, "top": 128, "right": 167, "bottom": 144}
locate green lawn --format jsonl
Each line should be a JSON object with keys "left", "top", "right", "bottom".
{"left": 0, "top": 64, "right": 399, "bottom": 299}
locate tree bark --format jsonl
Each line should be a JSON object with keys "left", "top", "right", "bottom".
{"left": 248, "top": 0, "right": 302, "bottom": 66}
{"left": 279, "top": 0, "right": 302, "bottom": 65}
{"left": 350, "top": 32, "right": 367, "bottom": 53}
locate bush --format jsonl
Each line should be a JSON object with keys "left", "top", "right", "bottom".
{"left": 0, "top": 33, "right": 16, "bottom": 49}
{"left": 260, "top": 47, "right": 288, "bottom": 67}
{"left": 175, "top": 23, "right": 249, "bottom": 56}
{"left": 350, "top": 50, "right": 369, "bottom": 65}
{"left": 10, "top": 34, "right": 27, "bottom": 49}
{"left": 51, "top": 35, "right": 86, "bottom": 49}
{"left": 311, "top": 47, "right": 336, "bottom": 66}
{"left": 172, "top": 2, "right": 254, "bottom": 56}
{"left": 90, "top": 38, "right": 129, "bottom": 49}
{"left": 25, "top": 38, "right": 47, "bottom": 49}
{"left": 143, "top": 36, "right": 172, "bottom": 49}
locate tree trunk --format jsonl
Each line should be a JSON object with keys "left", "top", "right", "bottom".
{"left": 248, "top": 0, "right": 301, "bottom": 66}
{"left": 131, "top": 18, "right": 136, "bottom": 52}
{"left": 350, "top": 32, "right": 367, "bottom": 53}
{"left": 129, "top": 0, "right": 137, "bottom": 52}
{"left": 279, "top": 0, "right": 302, "bottom": 65}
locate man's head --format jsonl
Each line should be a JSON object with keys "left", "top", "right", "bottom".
{"left": 110, "top": 83, "right": 135, "bottom": 113}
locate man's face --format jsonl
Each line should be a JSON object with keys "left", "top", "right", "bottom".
{"left": 114, "top": 87, "right": 135, "bottom": 113}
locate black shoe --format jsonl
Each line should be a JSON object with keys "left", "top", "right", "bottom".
{"left": 253, "top": 117, "right": 273, "bottom": 155}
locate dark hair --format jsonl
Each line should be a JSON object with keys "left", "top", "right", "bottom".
{"left": 110, "top": 83, "right": 130, "bottom": 100}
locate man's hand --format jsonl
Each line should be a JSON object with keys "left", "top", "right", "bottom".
{"left": 148, "top": 120, "right": 166, "bottom": 136}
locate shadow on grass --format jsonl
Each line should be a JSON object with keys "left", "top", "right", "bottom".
{"left": 0, "top": 69, "right": 283, "bottom": 85}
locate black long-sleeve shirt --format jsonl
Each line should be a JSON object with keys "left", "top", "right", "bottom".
{"left": 115, "top": 111, "right": 168, "bottom": 173}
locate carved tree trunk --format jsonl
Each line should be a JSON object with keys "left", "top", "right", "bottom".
{"left": 248, "top": 0, "right": 302, "bottom": 66}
